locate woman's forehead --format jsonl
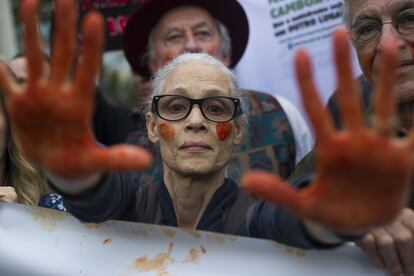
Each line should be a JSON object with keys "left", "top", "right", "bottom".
{"left": 162, "top": 61, "right": 234, "bottom": 97}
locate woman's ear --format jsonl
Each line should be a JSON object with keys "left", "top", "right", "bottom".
{"left": 233, "top": 121, "right": 243, "bottom": 146}
{"left": 146, "top": 112, "right": 159, "bottom": 143}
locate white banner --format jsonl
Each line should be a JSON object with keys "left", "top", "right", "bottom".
{"left": 235, "top": 0, "right": 362, "bottom": 122}
{"left": 0, "top": 203, "right": 385, "bottom": 275}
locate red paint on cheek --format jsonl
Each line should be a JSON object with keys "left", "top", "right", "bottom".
{"left": 160, "top": 123, "right": 175, "bottom": 141}
{"left": 216, "top": 123, "right": 233, "bottom": 141}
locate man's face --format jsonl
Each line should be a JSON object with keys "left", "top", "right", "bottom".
{"left": 146, "top": 60, "right": 242, "bottom": 177}
{"left": 147, "top": 6, "right": 231, "bottom": 73}
{"left": 350, "top": 0, "right": 414, "bottom": 102}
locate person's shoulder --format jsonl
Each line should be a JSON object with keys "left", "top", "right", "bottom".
{"left": 240, "top": 89, "right": 287, "bottom": 114}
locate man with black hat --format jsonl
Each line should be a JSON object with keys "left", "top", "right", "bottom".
{"left": 122, "top": 0, "right": 314, "bottom": 184}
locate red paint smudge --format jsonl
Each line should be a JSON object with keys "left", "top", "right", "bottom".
{"left": 216, "top": 123, "right": 232, "bottom": 141}
{"left": 160, "top": 123, "right": 175, "bottom": 141}
{"left": 102, "top": 238, "right": 112, "bottom": 245}
{"left": 161, "top": 52, "right": 176, "bottom": 66}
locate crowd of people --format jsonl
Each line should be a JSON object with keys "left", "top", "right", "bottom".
{"left": 0, "top": 0, "right": 414, "bottom": 275}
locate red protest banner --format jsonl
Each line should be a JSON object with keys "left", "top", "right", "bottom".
{"left": 78, "top": 0, "right": 150, "bottom": 51}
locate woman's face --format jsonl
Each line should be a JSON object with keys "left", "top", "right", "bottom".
{"left": 146, "top": 60, "right": 242, "bottom": 176}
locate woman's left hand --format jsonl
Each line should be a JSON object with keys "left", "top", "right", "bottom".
{"left": 243, "top": 28, "right": 414, "bottom": 232}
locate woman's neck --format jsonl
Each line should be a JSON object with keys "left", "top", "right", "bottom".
{"left": 163, "top": 166, "right": 225, "bottom": 229}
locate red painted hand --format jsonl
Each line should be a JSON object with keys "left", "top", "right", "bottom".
{"left": 0, "top": 0, "right": 152, "bottom": 178}
{"left": 243, "top": 28, "right": 414, "bottom": 232}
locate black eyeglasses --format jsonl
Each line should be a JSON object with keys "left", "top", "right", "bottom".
{"left": 152, "top": 95, "right": 241, "bottom": 123}
{"left": 351, "top": 8, "right": 414, "bottom": 45}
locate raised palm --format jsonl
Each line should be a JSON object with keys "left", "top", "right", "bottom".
{"left": 0, "top": 0, "right": 152, "bottom": 178}
{"left": 244, "top": 29, "right": 414, "bottom": 232}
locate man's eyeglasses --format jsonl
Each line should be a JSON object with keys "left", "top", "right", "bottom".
{"left": 350, "top": 8, "right": 414, "bottom": 45}
{"left": 152, "top": 95, "right": 241, "bottom": 123}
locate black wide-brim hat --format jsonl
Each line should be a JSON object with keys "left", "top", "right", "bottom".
{"left": 123, "top": 0, "right": 249, "bottom": 78}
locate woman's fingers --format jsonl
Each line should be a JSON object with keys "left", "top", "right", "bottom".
{"left": 49, "top": 0, "right": 78, "bottom": 86}
{"left": 357, "top": 233, "right": 386, "bottom": 268}
{"left": 373, "top": 227, "right": 404, "bottom": 276}
{"left": 333, "top": 28, "right": 363, "bottom": 132}
{"left": 295, "top": 48, "right": 333, "bottom": 142}
{"left": 74, "top": 12, "right": 104, "bottom": 103}
{"left": 44, "top": 145, "right": 152, "bottom": 179}
{"left": 373, "top": 38, "right": 399, "bottom": 136}
{"left": 20, "top": 0, "right": 45, "bottom": 85}
{"left": 91, "top": 145, "right": 153, "bottom": 173}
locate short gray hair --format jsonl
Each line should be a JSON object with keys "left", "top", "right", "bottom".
{"left": 145, "top": 52, "right": 246, "bottom": 126}
{"left": 143, "top": 19, "right": 232, "bottom": 68}
{"left": 342, "top": 0, "right": 351, "bottom": 27}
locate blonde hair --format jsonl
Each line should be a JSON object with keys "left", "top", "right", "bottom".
{"left": 0, "top": 61, "right": 49, "bottom": 206}
{"left": 6, "top": 130, "right": 49, "bottom": 205}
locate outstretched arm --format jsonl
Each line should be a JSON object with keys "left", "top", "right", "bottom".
{"left": 243, "top": 28, "right": 414, "bottom": 233}
{"left": 0, "top": 0, "right": 152, "bottom": 189}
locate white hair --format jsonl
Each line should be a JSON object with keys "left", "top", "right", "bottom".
{"left": 342, "top": 0, "right": 351, "bottom": 27}
{"left": 146, "top": 52, "right": 246, "bottom": 126}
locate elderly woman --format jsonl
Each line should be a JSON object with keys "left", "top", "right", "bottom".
{"left": 44, "top": 52, "right": 351, "bottom": 248}
{"left": 0, "top": 0, "right": 413, "bottom": 254}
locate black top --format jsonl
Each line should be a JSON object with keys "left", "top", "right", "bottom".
{"left": 92, "top": 89, "right": 136, "bottom": 146}
{"left": 59, "top": 172, "right": 332, "bottom": 249}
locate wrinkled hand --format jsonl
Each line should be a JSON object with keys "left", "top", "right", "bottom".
{"left": 0, "top": 187, "right": 18, "bottom": 203}
{"left": 0, "top": 0, "right": 152, "bottom": 178}
{"left": 243, "top": 28, "right": 414, "bottom": 232}
{"left": 358, "top": 208, "right": 414, "bottom": 276}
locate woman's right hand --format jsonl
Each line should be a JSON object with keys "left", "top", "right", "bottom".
{"left": 0, "top": 0, "right": 152, "bottom": 179}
